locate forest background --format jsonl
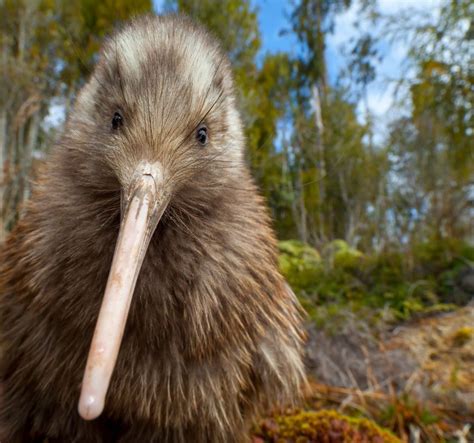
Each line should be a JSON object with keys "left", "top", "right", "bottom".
{"left": 1, "top": 0, "right": 473, "bottom": 441}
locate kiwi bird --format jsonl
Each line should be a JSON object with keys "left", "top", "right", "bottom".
{"left": 0, "top": 14, "right": 306, "bottom": 442}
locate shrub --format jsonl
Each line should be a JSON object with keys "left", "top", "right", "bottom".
{"left": 325, "top": 240, "right": 364, "bottom": 271}
{"left": 278, "top": 237, "right": 472, "bottom": 327}
{"left": 278, "top": 240, "right": 322, "bottom": 291}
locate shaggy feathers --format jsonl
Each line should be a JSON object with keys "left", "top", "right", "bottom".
{"left": 0, "top": 15, "right": 306, "bottom": 442}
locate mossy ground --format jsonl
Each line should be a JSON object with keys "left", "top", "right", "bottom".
{"left": 254, "top": 409, "right": 401, "bottom": 443}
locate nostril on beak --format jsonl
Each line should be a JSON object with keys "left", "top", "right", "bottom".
{"left": 137, "top": 164, "right": 162, "bottom": 197}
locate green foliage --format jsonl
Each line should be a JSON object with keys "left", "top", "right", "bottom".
{"left": 255, "top": 409, "right": 401, "bottom": 443}
{"left": 289, "top": 0, "right": 353, "bottom": 93}
{"left": 0, "top": 0, "right": 152, "bottom": 104}
{"left": 278, "top": 240, "right": 321, "bottom": 291}
{"left": 166, "top": 0, "right": 260, "bottom": 68}
{"left": 279, "top": 237, "right": 473, "bottom": 326}
{"left": 59, "top": 0, "right": 152, "bottom": 88}
{"left": 325, "top": 240, "right": 363, "bottom": 271}
{"left": 386, "top": 0, "right": 473, "bottom": 242}
{"left": 413, "top": 237, "right": 468, "bottom": 271}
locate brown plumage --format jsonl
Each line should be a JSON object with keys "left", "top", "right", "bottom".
{"left": 0, "top": 14, "right": 306, "bottom": 442}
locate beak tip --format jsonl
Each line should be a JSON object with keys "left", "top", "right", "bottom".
{"left": 78, "top": 393, "right": 104, "bottom": 421}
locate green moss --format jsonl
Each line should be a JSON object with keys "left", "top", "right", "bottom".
{"left": 255, "top": 409, "right": 401, "bottom": 443}
{"left": 326, "top": 240, "right": 364, "bottom": 271}
{"left": 279, "top": 240, "right": 322, "bottom": 262}
{"left": 278, "top": 240, "right": 322, "bottom": 291}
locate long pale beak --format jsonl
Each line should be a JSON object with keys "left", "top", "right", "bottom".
{"left": 78, "top": 163, "right": 167, "bottom": 420}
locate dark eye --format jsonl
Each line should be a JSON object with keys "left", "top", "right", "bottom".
{"left": 112, "top": 112, "right": 123, "bottom": 130}
{"left": 196, "top": 126, "right": 208, "bottom": 145}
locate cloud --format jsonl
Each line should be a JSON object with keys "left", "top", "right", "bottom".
{"left": 328, "top": 3, "right": 358, "bottom": 47}
{"left": 366, "top": 86, "right": 394, "bottom": 117}
{"left": 378, "top": 0, "right": 440, "bottom": 14}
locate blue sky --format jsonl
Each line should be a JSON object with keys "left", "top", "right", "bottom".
{"left": 254, "top": 0, "right": 298, "bottom": 54}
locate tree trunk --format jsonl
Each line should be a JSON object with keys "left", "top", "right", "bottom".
{"left": 311, "top": 84, "right": 326, "bottom": 244}
{"left": 0, "top": 107, "right": 6, "bottom": 242}
{"left": 296, "top": 165, "right": 307, "bottom": 243}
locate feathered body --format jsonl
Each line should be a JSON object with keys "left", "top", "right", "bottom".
{"left": 0, "top": 15, "right": 305, "bottom": 442}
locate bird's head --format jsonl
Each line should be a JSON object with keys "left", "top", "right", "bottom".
{"left": 69, "top": 15, "right": 245, "bottom": 421}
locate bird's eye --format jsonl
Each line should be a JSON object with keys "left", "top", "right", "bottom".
{"left": 112, "top": 112, "right": 123, "bottom": 130}
{"left": 196, "top": 126, "right": 208, "bottom": 146}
